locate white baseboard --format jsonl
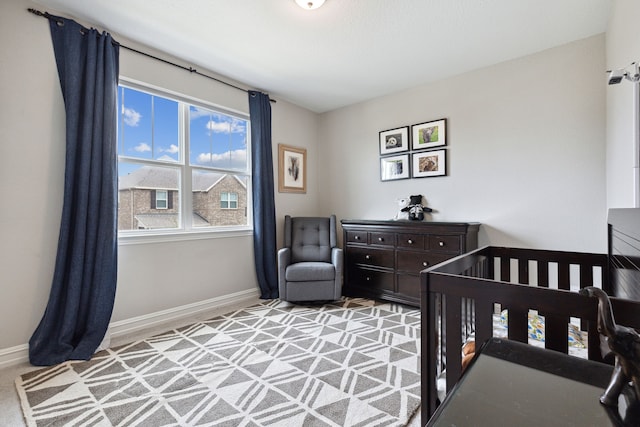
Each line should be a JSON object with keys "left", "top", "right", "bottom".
{"left": 0, "top": 288, "right": 261, "bottom": 370}
{"left": 0, "top": 343, "right": 29, "bottom": 370}
{"left": 108, "top": 288, "right": 260, "bottom": 340}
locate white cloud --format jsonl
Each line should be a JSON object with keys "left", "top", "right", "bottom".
{"left": 206, "top": 119, "right": 246, "bottom": 134}
{"left": 206, "top": 120, "right": 231, "bottom": 133}
{"left": 161, "top": 144, "right": 179, "bottom": 154}
{"left": 122, "top": 106, "right": 141, "bottom": 127}
{"left": 196, "top": 149, "right": 247, "bottom": 169}
{"left": 189, "top": 106, "right": 213, "bottom": 120}
{"left": 134, "top": 142, "right": 151, "bottom": 152}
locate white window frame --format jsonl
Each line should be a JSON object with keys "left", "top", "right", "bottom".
{"left": 117, "top": 78, "right": 253, "bottom": 244}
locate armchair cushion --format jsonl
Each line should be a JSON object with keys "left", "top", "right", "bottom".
{"left": 285, "top": 262, "right": 336, "bottom": 282}
{"left": 290, "top": 217, "right": 332, "bottom": 263}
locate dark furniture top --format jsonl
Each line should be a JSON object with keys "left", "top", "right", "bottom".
{"left": 341, "top": 219, "right": 479, "bottom": 307}
{"left": 427, "top": 338, "right": 617, "bottom": 426}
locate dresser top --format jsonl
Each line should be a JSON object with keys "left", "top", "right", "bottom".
{"left": 341, "top": 219, "right": 480, "bottom": 227}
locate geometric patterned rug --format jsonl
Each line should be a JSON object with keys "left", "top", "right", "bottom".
{"left": 16, "top": 298, "right": 421, "bottom": 426}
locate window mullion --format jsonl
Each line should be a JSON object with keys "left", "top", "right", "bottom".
{"left": 180, "top": 103, "right": 192, "bottom": 231}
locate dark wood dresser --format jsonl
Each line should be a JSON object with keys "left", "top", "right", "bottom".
{"left": 341, "top": 219, "right": 480, "bottom": 307}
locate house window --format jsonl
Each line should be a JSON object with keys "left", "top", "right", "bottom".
{"left": 155, "top": 190, "right": 168, "bottom": 209}
{"left": 117, "top": 81, "right": 251, "bottom": 233}
{"left": 221, "top": 192, "right": 238, "bottom": 209}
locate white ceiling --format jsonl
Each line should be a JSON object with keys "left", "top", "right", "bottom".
{"left": 32, "top": 0, "right": 611, "bottom": 113}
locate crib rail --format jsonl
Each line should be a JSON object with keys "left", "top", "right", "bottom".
{"left": 419, "top": 246, "right": 623, "bottom": 423}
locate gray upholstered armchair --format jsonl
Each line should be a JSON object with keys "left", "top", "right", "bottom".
{"left": 277, "top": 215, "right": 343, "bottom": 302}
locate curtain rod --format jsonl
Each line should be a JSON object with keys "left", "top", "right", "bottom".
{"left": 27, "top": 8, "right": 275, "bottom": 103}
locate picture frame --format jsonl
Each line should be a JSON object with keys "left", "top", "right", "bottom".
{"left": 411, "top": 118, "right": 446, "bottom": 150}
{"left": 278, "top": 144, "right": 306, "bottom": 193}
{"left": 380, "top": 154, "right": 410, "bottom": 181}
{"left": 412, "top": 149, "right": 446, "bottom": 178}
{"left": 379, "top": 126, "right": 409, "bottom": 155}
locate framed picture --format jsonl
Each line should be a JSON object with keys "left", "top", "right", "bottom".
{"left": 380, "top": 154, "right": 410, "bottom": 181}
{"left": 412, "top": 119, "right": 446, "bottom": 150}
{"left": 412, "top": 149, "right": 446, "bottom": 178}
{"left": 379, "top": 126, "right": 409, "bottom": 155}
{"left": 278, "top": 144, "right": 306, "bottom": 193}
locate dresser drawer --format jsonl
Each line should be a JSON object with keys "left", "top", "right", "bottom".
{"left": 429, "top": 235, "right": 461, "bottom": 253}
{"left": 369, "top": 231, "right": 395, "bottom": 246}
{"left": 397, "top": 251, "right": 451, "bottom": 273}
{"left": 348, "top": 246, "right": 394, "bottom": 268}
{"left": 346, "top": 230, "right": 367, "bottom": 244}
{"left": 349, "top": 266, "right": 394, "bottom": 292}
{"left": 396, "top": 233, "right": 425, "bottom": 249}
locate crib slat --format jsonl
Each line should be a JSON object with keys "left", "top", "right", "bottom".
{"left": 500, "top": 257, "right": 510, "bottom": 282}
{"left": 587, "top": 323, "right": 604, "bottom": 362}
{"left": 518, "top": 259, "right": 528, "bottom": 284}
{"left": 558, "top": 262, "right": 570, "bottom": 290}
{"left": 538, "top": 262, "right": 549, "bottom": 288}
{"left": 475, "top": 299, "right": 493, "bottom": 345}
{"left": 580, "top": 263, "right": 593, "bottom": 290}
{"left": 544, "top": 314, "right": 569, "bottom": 354}
{"left": 445, "top": 295, "right": 462, "bottom": 392}
{"left": 507, "top": 308, "right": 528, "bottom": 343}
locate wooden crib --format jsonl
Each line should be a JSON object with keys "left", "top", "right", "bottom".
{"left": 420, "top": 208, "right": 640, "bottom": 423}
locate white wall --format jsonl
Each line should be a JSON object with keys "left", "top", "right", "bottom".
{"left": 606, "top": 0, "right": 640, "bottom": 207}
{"left": 272, "top": 100, "right": 321, "bottom": 248}
{"left": 319, "top": 35, "right": 607, "bottom": 253}
{"left": 0, "top": 0, "right": 319, "bottom": 352}
{"left": 0, "top": 0, "right": 66, "bottom": 353}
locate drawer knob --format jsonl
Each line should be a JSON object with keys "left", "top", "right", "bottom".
{"left": 366, "top": 276, "right": 371, "bottom": 281}
{"left": 365, "top": 255, "right": 371, "bottom": 260}
{"left": 408, "top": 239, "right": 413, "bottom": 244}
{"left": 355, "top": 235, "right": 361, "bottom": 240}
{"left": 423, "top": 261, "right": 429, "bottom": 267}
{"left": 439, "top": 241, "right": 445, "bottom": 247}
{"left": 378, "top": 237, "right": 384, "bottom": 242}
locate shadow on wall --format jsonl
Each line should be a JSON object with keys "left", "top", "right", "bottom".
{"left": 478, "top": 224, "right": 529, "bottom": 249}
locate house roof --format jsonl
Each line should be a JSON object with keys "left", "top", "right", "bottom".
{"left": 33, "top": 0, "right": 611, "bottom": 113}
{"left": 119, "top": 165, "right": 245, "bottom": 192}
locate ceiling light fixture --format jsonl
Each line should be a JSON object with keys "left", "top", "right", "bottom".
{"left": 295, "top": 0, "right": 325, "bottom": 10}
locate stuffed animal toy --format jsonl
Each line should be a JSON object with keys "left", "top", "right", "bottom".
{"left": 394, "top": 197, "right": 410, "bottom": 220}
{"left": 401, "top": 195, "right": 433, "bottom": 221}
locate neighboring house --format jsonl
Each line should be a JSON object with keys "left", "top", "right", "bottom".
{"left": 118, "top": 165, "right": 247, "bottom": 230}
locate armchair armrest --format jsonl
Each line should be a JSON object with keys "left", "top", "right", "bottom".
{"left": 278, "top": 247, "right": 291, "bottom": 298}
{"left": 332, "top": 247, "right": 343, "bottom": 287}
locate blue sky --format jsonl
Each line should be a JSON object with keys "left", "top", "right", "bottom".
{"left": 117, "top": 86, "right": 248, "bottom": 177}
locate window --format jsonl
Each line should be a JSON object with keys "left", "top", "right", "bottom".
{"left": 117, "top": 82, "right": 251, "bottom": 233}
{"left": 155, "top": 190, "right": 168, "bottom": 209}
{"left": 221, "top": 192, "right": 238, "bottom": 209}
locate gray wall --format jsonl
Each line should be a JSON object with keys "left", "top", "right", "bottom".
{"left": 319, "top": 35, "right": 607, "bottom": 252}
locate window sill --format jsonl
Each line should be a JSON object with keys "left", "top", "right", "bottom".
{"left": 118, "top": 227, "right": 253, "bottom": 245}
